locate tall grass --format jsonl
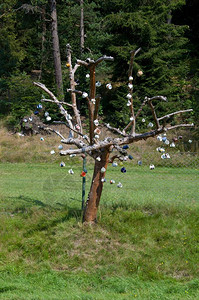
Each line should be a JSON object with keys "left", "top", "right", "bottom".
{"left": 0, "top": 125, "right": 198, "bottom": 167}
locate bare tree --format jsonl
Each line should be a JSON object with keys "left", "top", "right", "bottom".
{"left": 33, "top": 46, "right": 194, "bottom": 224}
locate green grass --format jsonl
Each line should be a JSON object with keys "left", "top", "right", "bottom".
{"left": 0, "top": 162, "right": 199, "bottom": 299}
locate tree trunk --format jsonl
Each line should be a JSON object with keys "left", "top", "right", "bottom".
{"left": 80, "top": 0, "right": 84, "bottom": 55}
{"left": 83, "top": 148, "right": 110, "bottom": 223}
{"left": 39, "top": 6, "right": 46, "bottom": 80}
{"left": 50, "top": 0, "right": 63, "bottom": 98}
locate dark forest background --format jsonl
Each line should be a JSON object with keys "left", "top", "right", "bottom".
{"left": 0, "top": 0, "right": 198, "bottom": 131}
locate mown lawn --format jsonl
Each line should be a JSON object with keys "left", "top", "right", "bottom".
{"left": 0, "top": 162, "right": 199, "bottom": 299}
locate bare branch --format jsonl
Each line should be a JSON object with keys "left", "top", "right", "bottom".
{"left": 76, "top": 59, "right": 89, "bottom": 67}
{"left": 134, "top": 95, "right": 167, "bottom": 124}
{"left": 60, "top": 139, "right": 112, "bottom": 155}
{"left": 66, "top": 44, "right": 83, "bottom": 134}
{"left": 166, "top": 123, "right": 194, "bottom": 130}
{"left": 33, "top": 82, "right": 74, "bottom": 131}
{"left": 95, "top": 55, "right": 114, "bottom": 66}
{"left": 53, "top": 121, "right": 90, "bottom": 143}
{"left": 73, "top": 63, "right": 80, "bottom": 74}
{"left": 105, "top": 123, "right": 127, "bottom": 137}
{"left": 41, "top": 98, "right": 73, "bottom": 107}
{"left": 134, "top": 98, "right": 148, "bottom": 120}
{"left": 67, "top": 88, "right": 83, "bottom": 96}
{"left": 113, "top": 144, "right": 128, "bottom": 155}
{"left": 147, "top": 100, "right": 160, "bottom": 128}
{"left": 60, "top": 120, "right": 194, "bottom": 157}
{"left": 147, "top": 95, "right": 168, "bottom": 102}
{"left": 134, "top": 47, "right": 142, "bottom": 57}
{"left": 93, "top": 95, "right": 101, "bottom": 121}
{"left": 127, "top": 49, "right": 141, "bottom": 135}
{"left": 39, "top": 126, "right": 66, "bottom": 140}
{"left": 158, "top": 109, "right": 193, "bottom": 121}
{"left": 61, "top": 137, "right": 87, "bottom": 149}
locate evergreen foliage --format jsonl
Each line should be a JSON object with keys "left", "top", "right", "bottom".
{"left": 0, "top": 0, "right": 198, "bottom": 130}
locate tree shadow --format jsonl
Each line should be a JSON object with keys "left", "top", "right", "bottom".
{"left": 0, "top": 286, "right": 17, "bottom": 293}
{"left": 6, "top": 195, "right": 83, "bottom": 234}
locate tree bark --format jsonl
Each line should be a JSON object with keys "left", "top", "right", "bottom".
{"left": 39, "top": 6, "right": 47, "bottom": 80}
{"left": 50, "top": 0, "right": 63, "bottom": 98}
{"left": 83, "top": 148, "right": 110, "bottom": 223}
{"left": 80, "top": 0, "right": 84, "bottom": 55}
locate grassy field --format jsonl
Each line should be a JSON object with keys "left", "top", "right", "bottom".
{"left": 0, "top": 162, "right": 199, "bottom": 299}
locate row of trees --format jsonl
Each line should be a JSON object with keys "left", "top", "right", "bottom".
{"left": 0, "top": 0, "right": 198, "bottom": 130}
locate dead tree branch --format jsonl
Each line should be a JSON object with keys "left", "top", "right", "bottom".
{"left": 105, "top": 123, "right": 127, "bottom": 137}
{"left": 39, "top": 126, "right": 66, "bottom": 140}
{"left": 41, "top": 98, "right": 73, "bottom": 107}
{"left": 53, "top": 121, "right": 89, "bottom": 143}
{"left": 158, "top": 109, "right": 193, "bottom": 121}
{"left": 166, "top": 123, "right": 194, "bottom": 130}
{"left": 33, "top": 82, "right": 74, "bottom": 132}
{"left": 66, "top": 44, "right": 82, "bottom": 133}
{"left": 147, "top": 100, "right": 160, "bottom": 128}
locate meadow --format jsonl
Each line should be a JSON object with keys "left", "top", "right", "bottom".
{"left": 0, "top": 161, "right": 199, "bottom": 300}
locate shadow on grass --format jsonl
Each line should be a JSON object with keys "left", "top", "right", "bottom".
{"left": 0, "top": 286, "right": 17, "bottom": 293}
{"left": 4, "top": 195, "right": 83, "bottom": 234}
{"left": 10, "top": 195, "right": 83, "bottom": 234}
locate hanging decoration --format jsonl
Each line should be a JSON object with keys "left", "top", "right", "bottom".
{"left": 121, "top": 167, "right": 126, "bottom": 173}
{"left": 147, "top": 122, "right": 153, "bottom": 128}
{"left": 94, "top": 119, "right": 99, "bottom": 126}
{"left": 150, "top": 164, "right": 155, "bottom": 170}
{"left": 101, "top": 167, "right": 106, "bottom": 173}
{"left": 110, "top": 179, "right": 115, "bottom": 184}
{"left": 157, "top": 135, "right": 162, "bottom": 141}
{"left": 106, "top": 83, "right": 112, "bottom": 89}
{"left": 117, "top": 182, "right": 123, "bottom": 188}
{"left": 128, "top": 83, "right": 133, "bottom": 89}
{"left": 80, "top": 171, "right": 86, "bottom": 177}
{"left": 46, "top": 116, "right": 51, "bottom": 121}
{"left": 170, "top": 142, "right": 175, "bottom": 148}
{"left": 161, "top": 153, "right": 170, "bottom": 159}
{"left": 96, "top": 81, "right": 101, "bottom": 87}
{"left": 82, "top": 92, "right": 88, "bottom": 98}
{"left": 122, "top": 145, "right": 129, "bottom": 150}
{"left": 37, "top": 103, "right": 43, "bottom": 110}
{"left": 68, "top": 169, "right": 74, "bottom": 174}
{"left": 137, "top": 70, "right": 143, "bottom": 77}
{"left": 126, "top": 93, "right": 132, "bottom": 100}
